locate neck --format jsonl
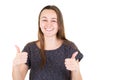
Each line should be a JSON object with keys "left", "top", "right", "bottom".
{"left": 44, "top": 36, "right": 62, "bottom": 50}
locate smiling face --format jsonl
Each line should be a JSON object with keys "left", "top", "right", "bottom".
{"left": 40, "top": 9, "right": 58, "bottom": 38}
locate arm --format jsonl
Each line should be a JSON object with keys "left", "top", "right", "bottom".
{"left": 12, "top": 45, "right": 28, "bottom": 80}
{"left": 71, "top": 61, "right": 82, "bottom": 80}
{"left": 12, "top": 64, "right": 28, "bottom": 80}
{"left": 65, "top": 52, "right": 83, "bottom": 80}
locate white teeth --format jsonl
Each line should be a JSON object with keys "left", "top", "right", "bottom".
{"left": 46, "top": 28, "right": 53, "bottom": 31}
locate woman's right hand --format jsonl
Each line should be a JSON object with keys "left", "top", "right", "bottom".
{"left": 13, "top": 45, "right": 28, "bottom": 67}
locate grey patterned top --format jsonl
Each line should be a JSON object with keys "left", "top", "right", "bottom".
{"left": 22, "top": 41, "right": 83, "bottom": 80}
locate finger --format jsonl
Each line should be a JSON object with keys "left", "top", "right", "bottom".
{"left": 15, "top": 45, "right": 20, "bottom": 53}
{"left": 71, "top": 51, "right": 78, "bottom": 59}
{"left": 22, "top": 52, "right": 28, "bottom": 58}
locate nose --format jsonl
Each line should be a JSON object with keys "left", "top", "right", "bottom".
{"left": 46, "top": 21, "right": 52, "bottom": 28}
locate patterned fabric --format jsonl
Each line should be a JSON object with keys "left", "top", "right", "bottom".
{"left": 22, "top": 41, "right": 83, "bottom": 80}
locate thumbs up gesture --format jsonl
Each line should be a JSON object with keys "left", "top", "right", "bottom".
{"left": 65, "top": 52, "right": 79, "bottom": 71}
{"left": 13, "top": 45, "right": 28, "bottom": 67}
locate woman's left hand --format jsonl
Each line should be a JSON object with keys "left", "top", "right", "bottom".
{"left": 65, "top": 52, "right": 79, "bottom": 72}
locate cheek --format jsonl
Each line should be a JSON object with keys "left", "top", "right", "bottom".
{"left": 54, "top": 25, "right": 59, "bottom": 31}
{"left": 56, "top": 25, "right": 59, "bottom": 31}
{"left": 40, "top": 21, "right": 44, "bottom": 27}
{"left": 54, "top": 23, "right": 58, "bottom": 29}
{"left": 40, "top": 22, "right": 45, "bottom": 29}
{"left": 39, "top": 25, "right": 44, "bottom": 33}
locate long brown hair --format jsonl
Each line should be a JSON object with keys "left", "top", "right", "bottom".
{"left": 38, "top": 5, "right": 67, "bottom": 68}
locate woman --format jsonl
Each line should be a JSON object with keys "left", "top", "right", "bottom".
{"left": 12, "top": 5, "right": 83, "bottom": 80}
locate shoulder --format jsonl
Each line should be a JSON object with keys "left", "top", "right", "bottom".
{"left": 63, "top": 40, "right": 83, "bottom": 61}
{"left": 22, "top": 40, "right": 38, "bottom": 52}
{"left": 24, "top": 40, "right": 38, "bottom": 47}
{"left": 63, "top": 40, "right": 78, "bottom": 50}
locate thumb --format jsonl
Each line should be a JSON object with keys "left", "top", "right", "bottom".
{"left": 71, "top": 51, "right": 78, "bottom": 59}
{"left": 15, "top": 45, "right": 20, "bottom": 53}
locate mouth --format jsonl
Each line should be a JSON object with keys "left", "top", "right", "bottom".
{"left": 45, "top": 28, "right": 54, "bottom": 32}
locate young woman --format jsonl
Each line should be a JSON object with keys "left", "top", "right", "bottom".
{"left": 12, "top": 5, "right": 83, "bottom": 80}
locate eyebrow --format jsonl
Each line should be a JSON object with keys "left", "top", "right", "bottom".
{"left": 41, "top": 16, "right": 57, "bottom": 20}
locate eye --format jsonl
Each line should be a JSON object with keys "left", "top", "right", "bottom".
{"left": 42, "top": 19, "right": 47, "bottom": 22}
{"left": 51, "top": 20, "right": 57, "bottom": 23}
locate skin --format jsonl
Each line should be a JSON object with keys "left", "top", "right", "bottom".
{"left": 12, "top": 9, "right": 82, "bottom": 80}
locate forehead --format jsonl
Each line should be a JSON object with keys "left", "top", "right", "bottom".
{"left": 40, "top": 9, "right": 57, "bottom": 18}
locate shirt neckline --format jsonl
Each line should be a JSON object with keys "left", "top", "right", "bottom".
{"left": 33, "top": 41, "right": 64, "bottom": 52}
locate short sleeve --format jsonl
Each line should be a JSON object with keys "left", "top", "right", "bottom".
{"left": 22, "top": 43, "right": 31, "bottom": 69}
{"left": 76, "top": 50, "right": 83, "bottom": 62}
{"left": 68, "top": 42, "right": 83, "bottom": 62}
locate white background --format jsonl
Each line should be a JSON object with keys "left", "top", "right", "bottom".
{"left": 0, "top": 0, "right": 120, "bottom": 80}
